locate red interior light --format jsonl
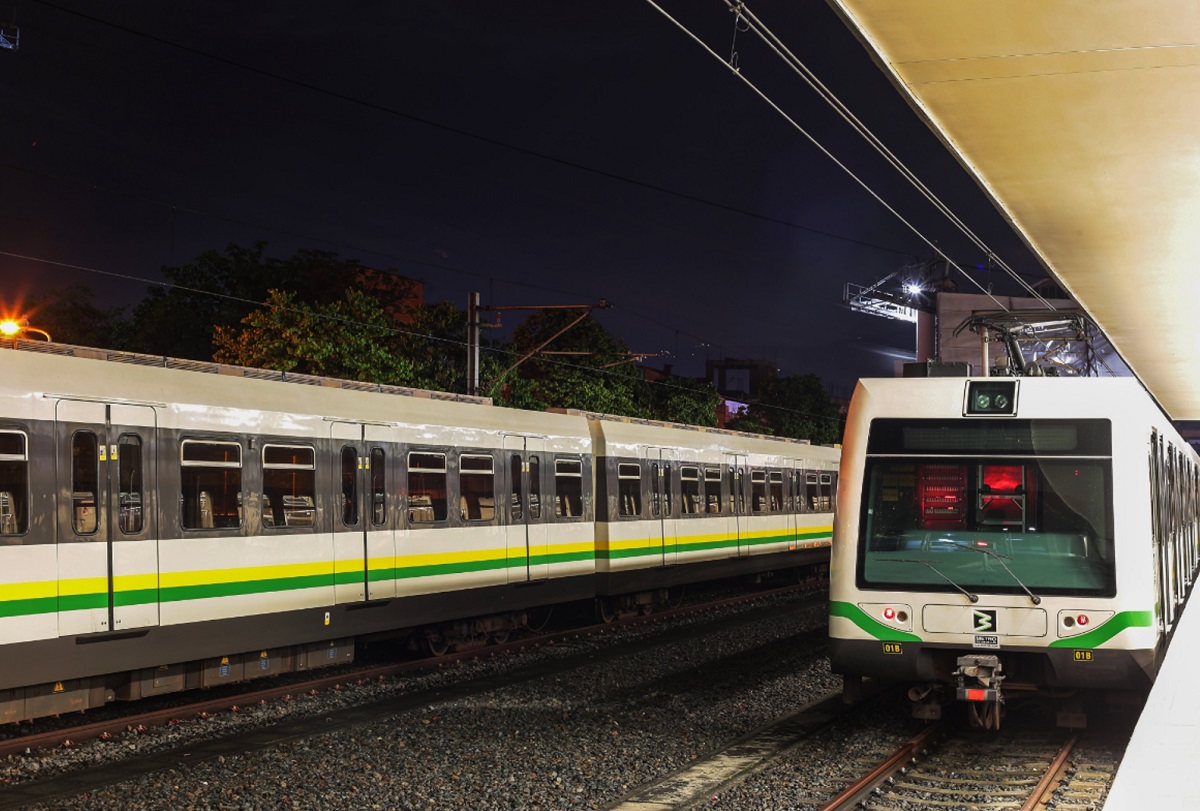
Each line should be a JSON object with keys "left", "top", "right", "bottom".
{"left": 982, "top": 465, "right": 1023, "bottom": 493}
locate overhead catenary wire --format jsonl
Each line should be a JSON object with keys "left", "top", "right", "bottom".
{"left": 643, "top": 0, "right": 1013, "bottom": 312}
{"left": 723, "top": 1, "right": 1055, "bottom": 310}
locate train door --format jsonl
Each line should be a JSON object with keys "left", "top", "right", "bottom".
{"left": 648, "top": 448, "right": 679, "bottom": 566}
{"left": 331, "top": 422, "right": 394, "bottom": 603}
{"left": 56, "top": 399, "right": 159, "bottom": 636}
{"left": 788, "top": 461, "right": 801, "bottom": 546}
{"left": 725, "top": 453, "right": 749, "bottom": 557}
{"left": 504, "top": 435, "right": 549, "bottom": 582}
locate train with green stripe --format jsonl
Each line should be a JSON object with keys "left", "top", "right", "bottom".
{"left": 830, "top": 375, "right": 1200, "bottom": 729}
{"left": 0, "top": 340, "right": 838, "bottom": 723}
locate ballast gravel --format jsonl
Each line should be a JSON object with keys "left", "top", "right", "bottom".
{"left": 1, "top": 594, "right": 903, "bottom": 810}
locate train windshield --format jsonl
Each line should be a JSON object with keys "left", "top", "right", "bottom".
{"left": 858, "top": 418, "right": 1115, "bottom": 597}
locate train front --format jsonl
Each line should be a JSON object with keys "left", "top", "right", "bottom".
{"left": 829, "top": 376, "right": 1159, "bottom": 728}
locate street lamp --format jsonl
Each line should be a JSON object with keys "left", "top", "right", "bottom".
{"left": 0, "top": 320, "right": 52, "bottom": 342}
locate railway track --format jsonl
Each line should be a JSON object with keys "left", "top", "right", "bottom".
{"left": 607, "top": 695, "right": 1126, "bottom": 810}
{"left": 0, "top": 582, "right": 820, "bottom": 760}
{"left": 818, "top": 722, "right": 1103, "bottom": 811}
{"left": 0, "top": 583, "right": 828, "bottom": 809}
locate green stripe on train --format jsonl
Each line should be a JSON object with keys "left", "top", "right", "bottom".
{"left": 599, "top": 530, "right": 830, "bottom": 561}
{"left": 1047, "top": 610, "right": 1153, "bottom": 648}
{"left": 829, "top": 600, "right": 922, "bottom": 642}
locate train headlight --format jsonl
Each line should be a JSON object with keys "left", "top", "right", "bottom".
{"left": 965, "top": 381, "right": 1018, "bottom": 416}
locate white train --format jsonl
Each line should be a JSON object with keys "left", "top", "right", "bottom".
{"left": 829, "top": 375, "right": 1200, "bottom": 728}
{"left": 0, "top": 341, "right": 839, "bottom": 723}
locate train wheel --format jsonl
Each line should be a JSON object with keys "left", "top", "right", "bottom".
{"left": 423, "top": 631, "right": 451, "bottom": 657}
{"left": 526, "top": 605, "right": 553, "bottom": 633}
{"left": 596, "top": 597, "right": 616, "bottom": 624}
{"left": 665, "top": 586, "right": 684, "bottom": 609}
{"left": 490, "top": 629, "right": 510, "bottom": 645}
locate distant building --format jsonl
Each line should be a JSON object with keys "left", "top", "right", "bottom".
{"left": 706, "top": 358, "right": 776, "bottom": 402}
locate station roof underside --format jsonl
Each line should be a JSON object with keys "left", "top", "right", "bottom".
{"left": 830, "top": 1, "right": 1200, "bottom": 420}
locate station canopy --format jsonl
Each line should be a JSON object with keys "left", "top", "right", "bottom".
{"left": 830, "top": 1, "right": 1200, "bottom": 419}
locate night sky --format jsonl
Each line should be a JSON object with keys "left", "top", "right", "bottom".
{"left": 0, "top": 1, "right": 1044, "bottom": 397}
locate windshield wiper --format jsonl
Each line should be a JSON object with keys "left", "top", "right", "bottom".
{"left": 947, "top": 541, "right": 1042, "bottom": 606}
{"left": 883, "top": 558, "right": 978, "bottom": 603}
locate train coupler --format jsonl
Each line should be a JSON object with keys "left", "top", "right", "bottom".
{"left": 955, "top": 654, "right": 1005, "bottom": 729}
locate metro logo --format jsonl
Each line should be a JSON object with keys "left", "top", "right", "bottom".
{"left": 973, "top": 609, "right": 997, "bottom": 633}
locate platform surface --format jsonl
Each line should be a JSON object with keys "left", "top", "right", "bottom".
{"left": 1106, "top": 599, "right": 1200, "bottom": 809}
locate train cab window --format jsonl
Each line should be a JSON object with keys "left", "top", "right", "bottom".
{"left": 262, "top": 444, "right": 316, "bottom": 529}
{"left": 181, "top": 440, "right": 242, "bottom": 530}
{"left": 681, "top": 466, "right": 701, "bottom": 514}
{"left": 529, "top": 456, "right": 541, "bottom": 519}
{"left": 370, "top": 448, "right": 386, "bottom": 527}
{"left": 705, "top": 467, "right": 722, "bottom": 513}
{"left": 770, "top": 471, "right": 784, "bottom": 512}
{"left": 859, "top": 417, "right": 1115, "bottom": 597}
{"left": 751, "top": 470, "right": 767, "bottom": 513}
{"left": 0, "top": 431, "right": 29, "bottom": 535}
{"left": 459, "top": 454, "right": 495, "bottom": 522}
{"left": 408, "top": 451, "right": 447, "bottom": 523}
{"left": 555, "top": 458, "right": 583, "bottom": 518}
{"left": 117, "top": 435, "right": 144, "bottom": 534}
{"left": 341, "top": 447, "right": 359, "bottom": 527}
{"left": 618, "top": 463, "right": 642, "bottom": 518}
{"left": 71, "top": 432, "right": 99, "bottom": 535}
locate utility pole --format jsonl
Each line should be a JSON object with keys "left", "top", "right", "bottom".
{"left": 465, "top": 294, "right": 610, "bottom": 397}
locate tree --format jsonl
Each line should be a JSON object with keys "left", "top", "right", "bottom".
{"left": 213, "top": 288, "right": 414, "bottom": 384}
{"left": 729, "top": 374, "right": 844, "bottom": 444}
{"left": 128, "top": 242, "right": 413, "bottom": 361}
{"left": 396, "top": 301, "right": 469, "bottom": 393}
{"left": 645, "top": 376, "right": 720, "bottom": 427}
{"left": 497, "top": 310, "right": 650, "bottom": 416}
{"left": 25, "top": 284, "right": 132, "bottom": 349}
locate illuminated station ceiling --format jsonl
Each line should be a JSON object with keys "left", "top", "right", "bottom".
{"left": 830, "top": 1, "right": 1200, "bottom": 420}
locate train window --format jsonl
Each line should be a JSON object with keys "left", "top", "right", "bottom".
{"left": 0, "top": 431, "right": 28, "bottom": 535}
{"left": 751, "top": 470, "right": 767, "bottom": 513}
{"left": 705, "top": 467, "right": 722, "bottom": 513}
{"left": 618, "top": 462, "right": 642, "bottom": 518}
{"left": 71, "top": 432, "right": 99, "bottom": 535}
{"left": 769, "top": 471, "right": 784, "bottom": 512}
{"left": 181, "top": 439, "right": 242, "bottom": 530}
{"left": 341, "top": 447, "right": 359, "bottom": 527}
{"left": 651, "top": 463, "right": 661, "bottom": 517}
{"left": 370, "top": 448, "right": 386, "bottom": 526}
{"left": 408, "top": 451, "right": 447, "bottom": 523}
{"left": 117, "top": 434, "right": 144, "bottom": 534}
{"left": 529, "top": 456, "right": 541, "bottom": 519}
{"left": 555, "top": 458, "right": 583, "bottom": 518}
{"left": 510, "top": 454, "right": 523, "bottom": 522}
{"left": 460, "top": 454, "right": 495, "bottom": 522}
{"left": 805, "top": 472, "right": 820, "bottom": 512}
{"left": 818, "top": 473, "right": 834, "bottom": 513}
{"left": 261, "top": 444, "right": 316, "bottom": 529}
{"left": 681, "top": 466, "right": 701, "bottom": 514}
